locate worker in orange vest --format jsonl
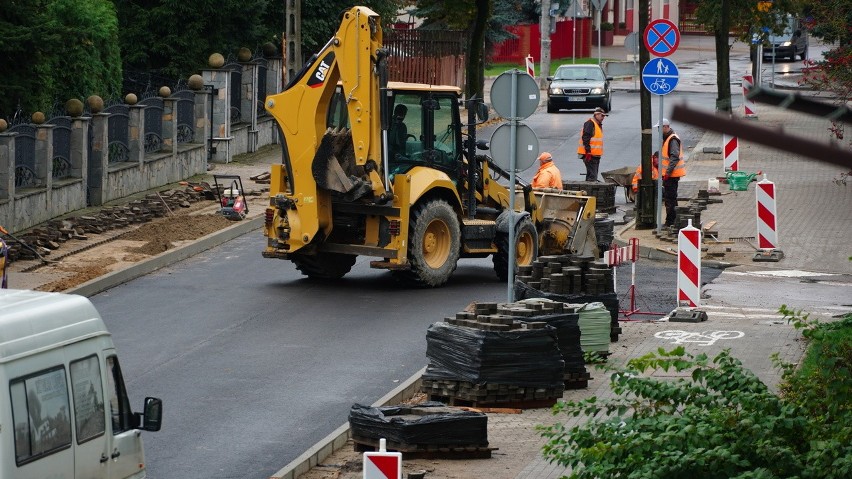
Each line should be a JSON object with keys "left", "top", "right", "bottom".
{"left": 531, "top": 152, "right": 563, "bottom": 189}
{"left": 577, "top": 107, "right": 607, "bottom": 181}
{"left": 631, "top": 151, "right": 660, "bottom": 193}
{"left": 655, "top": 118, "right": 686, "bottom": 226}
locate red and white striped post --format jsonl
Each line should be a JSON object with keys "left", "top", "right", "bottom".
{"left": 723, "top": 134, "right": 739, "bottom": 171}
{"left": 742, "top": 75, "right": 758, "bottom": 118}
{"left": 677, "top": 220, "right": 701, "bottom": 308}
{"left": 525, "top": 55, "right": 535, "bottom": 78}
{"left": 756, "top": 174, "right": 783, "bottom": 253}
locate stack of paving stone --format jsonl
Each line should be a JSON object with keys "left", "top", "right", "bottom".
{"left": 1, "top": 187, "right": 210, "bottom": 263}
{"left": 514, "top": 253, "right": 622, "bottom": 342}
{"left": 563, "top": 180, "right": 617, "bottom": 213}
{"left": 349, "top": 402, "right": 490, "bottom": 457}
{"left": 421, "top": 301, "right": 566, "bottom": 407}
{"left": 515, "top": 298, "right": 591, "bottom": 388}
{"left": 655, "top": 188, "right": 723, "bottom": 242}
{"left": 576, "top": 302, "right": 612, "bottom": 360}
{"left": 594, "top": 215, "right": 615, "bottom": 256}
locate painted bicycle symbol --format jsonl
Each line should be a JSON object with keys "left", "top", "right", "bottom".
{"left": 655, "top": 330, "right": 744, "bottom": 347}
{"left": 649, "top": 78, "right": 671, "bottom": 93}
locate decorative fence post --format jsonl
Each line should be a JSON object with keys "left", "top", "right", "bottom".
{"left": 202, "top": 66, "right": 232, "bottom": 163}
{"left": 88, "top": 112, "right": 109, "bottom": 206}
{"left": 128, "top": 102, "right": 147, "bottom": 167}
{"left": 162, "top": 96, "right": 178, "bottom": 156}
{"left": 0, "top": 131, "right": 14, "bottom": 227}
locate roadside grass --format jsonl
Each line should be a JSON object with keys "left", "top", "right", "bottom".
{"left": 485, "top": 57, "right": 617, "bottom": 77}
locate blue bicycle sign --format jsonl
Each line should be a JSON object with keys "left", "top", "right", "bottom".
{"left": 642, "top": 58, "right": 679, "bottom": 96}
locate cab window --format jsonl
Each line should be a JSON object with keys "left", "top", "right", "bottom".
{"left": 70, "top": 355, "right": 106, "bottom": 443}
{"left": 10, "top": 367, "right": 73, "bottom": 465}
{"left": 106, "top": 355, "right": 134, "bottom": 433}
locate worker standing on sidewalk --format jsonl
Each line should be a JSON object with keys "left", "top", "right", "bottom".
{"left": 532, "top": 152, "right": 563, "bottom": 189}
{"left": 655, "top": 118, "right": 685, "bottom": 227}
{"left": 577, "top": 107, "right": 607, "bottom": 181}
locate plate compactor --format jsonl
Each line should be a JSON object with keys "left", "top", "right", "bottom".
{"left": 214, "top": 175, "right": 248, "bottom": 221}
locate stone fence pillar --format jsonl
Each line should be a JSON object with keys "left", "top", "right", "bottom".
{"left": 202, "top": 68, "right": 232, "bottom": 163}
{"left": 88, "top": 113, "right": 109, "bottom": 206}
{"left": 128, "top": 105, "right": 147, "bottom": 166}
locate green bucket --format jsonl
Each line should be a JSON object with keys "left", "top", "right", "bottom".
{"left": 726, "top": 171, "right": 757, "bottom": 191}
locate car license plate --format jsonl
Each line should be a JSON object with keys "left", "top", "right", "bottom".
{"left": 568, "top": 96, "right": 585, "bottom": 102}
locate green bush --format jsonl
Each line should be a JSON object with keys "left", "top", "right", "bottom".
{"left": 599, "top": 22, "right": 614, "bottom": 32}
{"left": 538, "top": 308, "right": 852, "bottom": 479}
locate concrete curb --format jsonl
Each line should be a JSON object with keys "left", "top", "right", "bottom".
{"left": 270, "top": 367, "right": 426, "bottom": 479}
{"left": 66, "top": 216, "right": 264, "bottom": 297}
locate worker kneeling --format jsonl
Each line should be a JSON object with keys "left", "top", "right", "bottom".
{"left": 532, "top": 152, "right": 563, "bottom": 189}
{"left": 632, "top": 151, "right": 660, "bottom": 193}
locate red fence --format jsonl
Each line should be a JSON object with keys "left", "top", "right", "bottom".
{"left": 489, "top": 19, "right": 593, "bottom": 63}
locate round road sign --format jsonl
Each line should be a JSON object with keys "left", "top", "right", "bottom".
{"left": 643, "top": 19, "right": 680, "bottom": 57}
{"left": 490, "top": 70, "right": 539, "bottom": 120}
{"left": 489, "top": 122, "right": 539, "bottom": 172}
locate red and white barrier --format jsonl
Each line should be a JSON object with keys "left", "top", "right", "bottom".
{"left": 723, "top": 134, "right": 739, "bottom": 171}
{"left": 756, "top": 175, "right": 779, "bottom": 249}
{"left": 677, "top": 220, "right": 701, "bottom": 308}
{"left": 742, "top": 75, "right": 757, "bottom": 118}
{"left": 605, "top": 239, "right": 666, "bottom": 319}
{"left": 363, "top": 438, "right": 402, "bottom": 479}
{"left": 525, "top": 55, "right": 535, "bottom": 78}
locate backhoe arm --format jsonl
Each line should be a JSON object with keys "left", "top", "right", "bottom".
{"left": 264, "top": 6, "right": 386, "bottom": 251}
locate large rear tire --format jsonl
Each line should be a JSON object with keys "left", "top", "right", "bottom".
{"left": 291, "top": 253, "right": 357, "bottom": 280}
{"left": 493, "top": 217, "right": 538, "bottom": 281}
{"left": 399, "top": 199, "right": 461, "bottom": 287}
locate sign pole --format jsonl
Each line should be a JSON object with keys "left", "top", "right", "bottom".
{"left": 507, "top": 71, "right": 518, "bottom": 303}
{"left": 656, "top": 94, "right": 664, "bottom": 232}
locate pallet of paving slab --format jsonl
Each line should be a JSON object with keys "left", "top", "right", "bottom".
{"left": 425, "top": 393, "right": 558, "bottom": 410}
{"left": 351, "top": 435, "right": 495, "bottom": 459}
{"left": 564, "top": 371, "right": 592, "bottom": 390}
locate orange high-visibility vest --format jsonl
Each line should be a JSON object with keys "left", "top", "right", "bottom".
{"left": 662, "top": 133, "right": 685, "bottom": 177}
{"left": 631, "top": 165, "right": 659, "bottom": 192}
{"left": 576, "top": 119, "right": 603, "bottom": 156}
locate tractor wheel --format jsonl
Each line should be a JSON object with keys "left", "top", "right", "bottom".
{"left": 399, "top": 199, "right": 461, "bottom": 287}
{"left": 493, "top": 217, "right": 538, "bottom": 281}
{"left": 291, "top": 252, "right": 357, "bottom": 280}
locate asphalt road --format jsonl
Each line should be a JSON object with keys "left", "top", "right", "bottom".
{"left": 83, "top": 96, "right": 715, "bottom": 478}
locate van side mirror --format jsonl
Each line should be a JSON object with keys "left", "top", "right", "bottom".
{"left": 141, "top": 397, "right": 163, "bottom": 432}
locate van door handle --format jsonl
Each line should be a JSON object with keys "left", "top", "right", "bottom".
{"left": 100, "top": 453, "right": 109, "bottom": 463}
{"left": 111, "top": 449, "right": 121, "bottom": 459}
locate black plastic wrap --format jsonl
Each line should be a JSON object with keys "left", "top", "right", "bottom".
{"left": 348, "top": 402, "right": 488, "bottom": 446}
{"left": 518, "top": 312, "right": 585, "bottom": 373}
{"left": 423, "top": 322, "right": 564, "bottom": 388}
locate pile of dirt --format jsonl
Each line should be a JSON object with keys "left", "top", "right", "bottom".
{"left": 122, "top": 213, "right": 235, "bottom": 254}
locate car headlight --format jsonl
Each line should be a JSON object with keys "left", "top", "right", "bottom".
{"left": 781, "top": 41, "right": 791, "bottom": 47}
{"left": 590, "top": 87, "right": 604, "bottom": 95}
{"left": 549, "top": 87, "right": 562, "bottom": 95}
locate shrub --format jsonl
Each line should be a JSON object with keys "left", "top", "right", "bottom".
{"left": 538, "top": 307, "right": 852, "bottom": 479}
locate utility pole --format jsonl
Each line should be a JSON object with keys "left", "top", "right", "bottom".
{"left": 539, "top": 0, "right": 553, "bottom": 90}
{"left": 284, "top": 0, "right": 303, "bottom": 84}
{"left": 636, "top": 0, "right": 656, "bottom": 228}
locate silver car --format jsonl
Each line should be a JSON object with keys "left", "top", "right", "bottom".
{"left": 546, "top": 64, "right": 612, "bottom": 113}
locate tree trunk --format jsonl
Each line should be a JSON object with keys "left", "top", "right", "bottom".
{"left": 539, "top": 0, "right": 552, "bottom": 90}
{"left": 715, "top": 0, "right": 733, "bottom": 114}
{"left": 466, "top": 0, "right": 490, "bottom": 101}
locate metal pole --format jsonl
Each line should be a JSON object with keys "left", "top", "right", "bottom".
{"left": 771, "top": 43, "right": 776, "bottom": 88}
{"left": 507, "top": 71, "right": 518, "bottom": 302}
{"left": 572, "top": 1, "right": 577, "bottom": 64}
{"left": 596, "top": 9, "right": 601, "bottom": 64}
{"left": 656, "top": 95, "right": 664, "bottom": 233}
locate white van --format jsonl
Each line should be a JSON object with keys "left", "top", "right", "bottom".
{"left": 0, "top": 289, "right": 162, "bottom": 478}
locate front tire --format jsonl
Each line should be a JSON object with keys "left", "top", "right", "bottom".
{"left": 493, "top": 217, "right": 538, "bottom": 281}
{"left": 401, "top": 199, "right": 461, "bottom": 287}
{"left": 547, "top": 101, "right": 557, "bottom": 113}
{"left": 291, "top": 252, "right": 357, "bottom": 279}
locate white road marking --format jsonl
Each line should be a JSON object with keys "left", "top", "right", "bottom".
{"left": 655, "top": 330, "right": 745, "bottom": 346}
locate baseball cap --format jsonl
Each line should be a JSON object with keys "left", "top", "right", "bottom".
{"left": 537, "top": 152, "right": 553, "bottom": 163}
{"left": 593, "top": 107, "right": 609, "bottom": 116}
{"left": 653, "top": 118, "right": 671, "bottom": 127}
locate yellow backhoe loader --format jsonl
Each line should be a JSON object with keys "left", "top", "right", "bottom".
{"left": 261, "top": 6, "right": 598, "bottom": 287}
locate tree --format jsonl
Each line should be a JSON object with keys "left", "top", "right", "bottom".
{"left": 798, "top": 0, "right": 852, "bottom": 143}
{"left": 0, "top": 0, "right": 121, "bottom": 119}
{"left": 692, "top": 0, "right": 799, "bottom": 113}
